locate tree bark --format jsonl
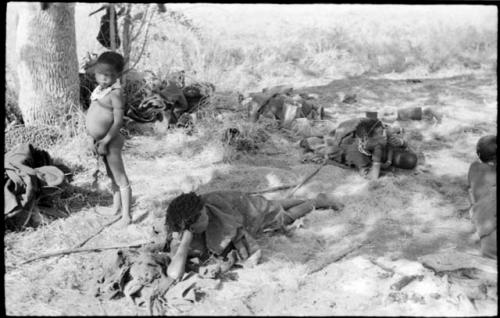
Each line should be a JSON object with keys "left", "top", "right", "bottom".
{"left": 15, "top": 2, "right": 79, "bottom": 126}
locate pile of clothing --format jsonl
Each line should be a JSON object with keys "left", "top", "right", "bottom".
{"left": 126, "top": 73, "right": 215, "bottom": 128}
{"left": 4, "top": 143, "right": 66, "bottom": 229}
{"left": 240, "top": 85, "right": 324, "bottom": 128}
{"left": 93, "top": 246, "right": 223, "bottom": 314}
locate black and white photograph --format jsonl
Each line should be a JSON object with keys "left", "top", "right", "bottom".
{"left": 4, "top": 2, "right": 497, "bottom": 316}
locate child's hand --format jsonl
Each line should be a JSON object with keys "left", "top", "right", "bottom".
{"left": 95, "top": 140, "right": 108, "bottom": 155}
{"left": 381, "top": 160, "right": 392, "bottom": 169}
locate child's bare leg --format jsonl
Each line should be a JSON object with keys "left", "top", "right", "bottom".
{"left": 313, "top": 193, "right": 344, "bottom": 210}
{"left": 106, "top": 135, "right": 132, "bottom": 226}
{"left": 278, "top": 193, "right": 344, "bottom": 224}
{"left": 103, "top": 156, "right": 121, "bottom": 214}
{"left": 276, "top": 199, "right": 306, "bottom": 209}
{"left": 282, "top": 201, "right": 315, "bottom": 225}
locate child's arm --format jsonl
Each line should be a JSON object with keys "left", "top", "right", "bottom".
{"left": 382, "top": 147, "right": 393, "bottom": 169}
{"left": 99, "top": 90, "right": 125, "bottom": 145}
{"left": 167, "top": 230, "right": 193, "bottom": 280}
{"left": 369, "top": 144, "right": 383, "bottom": 179}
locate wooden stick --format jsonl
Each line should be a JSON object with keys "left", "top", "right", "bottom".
{"left": 20, "top": 241, "right": 152, "bottom": 265}
{"left": 287, "top": 160, "right": 327, "bottom": 198}
{"left": 307, "top": 241, "right": 364, "bottom": 275}
{"left": 390, "top": 275, "right": 424, "bottom": 291}
{"left": 110, "top": 4, "right": 116, "bottom": 51}
{"left": 247, "top": 184, "right": 297, "bottom": 195}
{"left": 73, "top": 215, "right": 122, "bottom": 249}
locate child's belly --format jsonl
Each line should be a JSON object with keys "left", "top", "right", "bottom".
{"left": 86, "top": 103, "right": 114, "bottom": 140}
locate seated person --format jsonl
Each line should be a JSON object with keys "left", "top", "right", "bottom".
{"left": 303, "top": 118, "right": 418, "bottom": 179}
{"left": 164, "top": 191, "right": 343, "bottom": 280}
{"left": 467, "top": 135, "right": 496, "bottom": 259}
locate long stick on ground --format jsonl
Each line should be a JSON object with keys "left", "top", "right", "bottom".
{"left": 20, "top": 241, "right": 152, "bottom": 265}
{"left": 287, "top": 160, "right": 327, "bottom": 198}
{"left": 306, "top": 240, "right": 365, "bottom": 275}
{"left": 73, "top": 215, "right": 122, "bottom": 249}
{"left": 247, "top": 184, "right": 297, "bottom": 195}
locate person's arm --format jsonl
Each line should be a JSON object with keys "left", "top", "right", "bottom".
{"left": 369, "top": 144, "right": 384, "bottom": 179}
{"left": 382, "top": 147, "right": 393, "bottom": 169}
{"left": 98, "top": 90, "right": 125, "bottom": 147}
{"left": 233, "top": 229, "right": 261, "bottom": 261}
{"left": 167, "top": 230, "right": 193, "bottom": 280}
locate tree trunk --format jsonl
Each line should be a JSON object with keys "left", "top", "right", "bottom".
{"left": 121, "top": 4, "right": 132, "bottom": 86}
{"left": 15, "top": 2, "right": 79, "bottom": 126}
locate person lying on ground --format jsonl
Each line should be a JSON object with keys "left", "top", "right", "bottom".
{"left": 467, "top": 135, "right": 496, "bottom": 259}
{"left": 301, "top": 118, "right": 418, "bottom": 179}
{"left": 241, "top": 85, "right": 324, "bottom": 128}
{"left": 379, "top": 106, "right": 443, "bottom": 123}
{"left": 85, "top": 51, "right": 132, "bottom": 227}
{"left": 164, "top": 191, "right": 344, "bottom": 280}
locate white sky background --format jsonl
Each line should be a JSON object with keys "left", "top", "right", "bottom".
{"left": 5, "top": 3, "right": 498, "bottom": 69}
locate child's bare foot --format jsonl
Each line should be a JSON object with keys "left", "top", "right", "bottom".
{"left": 314, "top": 193, "right": 344, "bottom": 211}
{"left": 95, "top": 206, "right": 121, "bottom": 216}
{"left": 116, "top": 216, "right": 132, "bottom": 227}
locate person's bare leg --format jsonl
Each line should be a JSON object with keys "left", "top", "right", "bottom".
{"left": 103, "top": 156, "right": 121, "bottom": 214}
{"left": 276, "top": 199, "right": 306, "bottom": 209}
{"left": 313, "top": 193, "right": 344, "bottom": 210}
{"left": 278, "top": 193, "right": 344, "bottom": 225}
{"left": 282, "top": 201, "right": 315, "bottom": 225}
{"left": 106, "top": 135, "right": 132, "bottom": 226}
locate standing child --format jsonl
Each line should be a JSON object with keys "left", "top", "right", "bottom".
{"left": 86, "top": 51, "right": 132, "bottom": 226}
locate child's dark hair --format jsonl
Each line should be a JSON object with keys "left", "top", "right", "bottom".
{"left": 95, "top": 51, "right": 125, "bottom": 74}
{"left": 476, "top": 135, "right": 496, "bottom": 163}
{"left": 166, "top": 192, "right": 205, "bottom": 232}
{"left": 355, "top": 118, "right": 383, "bottom": 138}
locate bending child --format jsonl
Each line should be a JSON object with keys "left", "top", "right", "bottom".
{"left": 164, "top": 191, "right": 344, "bottom": 280}
{"left": 85, "top": 51, "right": 132, "bottom": 226}
{"left": 314, "top": 118, "right": 417, "bottom": 179}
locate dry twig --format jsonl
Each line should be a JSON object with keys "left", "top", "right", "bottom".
{"left": 287, "top": 160, "right": 327, "bottom": 198}
{"left": 20, "top": 241, "right": 153, "bottom": 265}
{"left": 247, "top": 184, "right": 297, "bottom": 195}
{"left": 73, "top": 215, "right": 122, "bottom": 249}
{"left": 307, "top": 240, "right": 365, "bottom": 275}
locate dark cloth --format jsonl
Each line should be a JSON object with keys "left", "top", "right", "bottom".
{"left": 4, "top": 143, "right": 63, "bottom": 220}
{"left": 200, "top": 191, "right": 287, "bottom": 257}
{"left": 127, "top": 81, "right": 214, "bottom": 125}
{"left": 127, "top": 94, "right": 168, "bottom": 123}
{"left": 97, "top": 6, "right": 121, "bottom": 49}
{"left": 183, "top": 82, "right": 216, "bottom": 111}
{"left": 94, "top": 248, "right": 220, "bottom": 314}
{"left": 79, "top": 73, "right": 98, "bottom": 110}
{"left": 158, "top": 81, "right": 189, "bottom": 122}
{"left": 94, "top": 249, "right": 172, "bottom": 300}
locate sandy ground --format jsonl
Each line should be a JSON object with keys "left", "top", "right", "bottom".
{"left": 4, "top": 71, "right": 497, "bottom": 316}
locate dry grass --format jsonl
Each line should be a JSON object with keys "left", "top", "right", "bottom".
{"left": 3, "top": 3, "right": 498, "bottom": 316}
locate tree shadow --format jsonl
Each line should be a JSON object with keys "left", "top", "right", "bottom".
{"left": 5, "top": 183, "right": 113, "bottom": 231}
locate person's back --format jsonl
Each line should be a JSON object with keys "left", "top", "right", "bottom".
{"left": 201, "top": 190, "right": 284, "bottom": 239}
{"left": 468, "top": 134, "right": 497, "bottom": 259}
{"left": 467, "top": 161, "right": 496, "bottom": 204}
